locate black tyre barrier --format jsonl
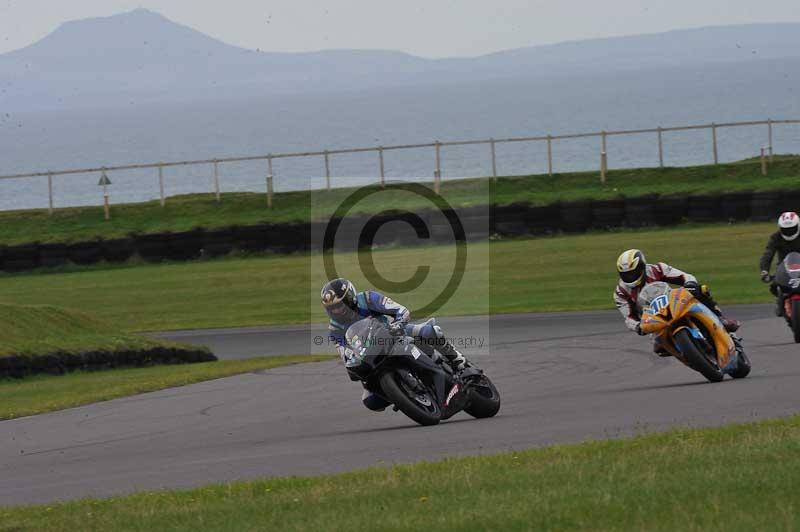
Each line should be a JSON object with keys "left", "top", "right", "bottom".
{"left": 202, "top": 227, "right": 236, "bottom": 257}
{"left": 560, "top": 200, "right": 593, "bottom": 233}
{"left": 494, "top": 203, "right": 531, "bottom": 237}
{"left": 68, "top": 241, "right": 104, "bottom": 265}
{"left": 720, "top": 192, "right": 753, "bottom": 221}
{"left": 750, "top": 191, "right": 781, "bottom": 221}
{"left": 2, "top": 244, "right": 40, "bottom": 272}
{"left": 235, "top": 223, "right": 271, "bottom": 252}
{"left": 102, "top": 238, "right": 137, "bottom": 263}
{"left": 166, "top": 229, "right": 205, "bottom": 261}
{"left": 591, "top": 199, "right": 626, "bottom": 229}
{"left": 0, "top": 347, "right": 217, "bottom": 379}
{"left": 687, "top": 194, "right": 722, "bottom": 223}
{"left": 135, "top": 233, "right": 171, "bottom": 263}
{"left": 39, "top": 243, "right": 70, "bottom": 268}
{"left": 273, "top": 222, "right": 309, "bottom": 253}
{"left": 777, "top": 189, "right": 800, "bottom": 215}
{"left": 654, "top": 195, "right": 688, "bottom": 226}
{"left": 624, "top": 195, "right": 658, "bottom": 227}
{"left": 525, "top": 204, "right": 562, "bottom": 234}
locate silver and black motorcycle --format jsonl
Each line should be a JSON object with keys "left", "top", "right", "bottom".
{"left": 345, "top": 317, "right": 501, "bottom": 426}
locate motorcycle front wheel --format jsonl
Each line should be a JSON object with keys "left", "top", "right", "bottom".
{"left": 380, "top": 370, "right": 441, "bottom": 426}
{"left": 464, "top": 375, "right": 501, "bottom": 419}
{"left": 673, "top": 328, "right": 724, "bottom": 383}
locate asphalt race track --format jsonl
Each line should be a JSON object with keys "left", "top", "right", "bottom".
{"left": 2, "top": 304, "right": 800, "bottom": 505}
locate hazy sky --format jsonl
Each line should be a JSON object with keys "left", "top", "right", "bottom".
{"left": 1, "top": 0, "right": 799, "bottom": 57}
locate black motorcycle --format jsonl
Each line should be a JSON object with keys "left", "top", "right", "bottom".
{"left": 344, "top": 317, "right": 501, "bottom": 426}
{"left": 773, "top": 251, "right": 800, "bottom": 343}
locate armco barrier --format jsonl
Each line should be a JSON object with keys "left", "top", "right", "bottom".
{"left": 3, "top": 189, "right": 800, "bottom": 274}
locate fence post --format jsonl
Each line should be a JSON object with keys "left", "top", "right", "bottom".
{"left": 490, "top": 138, "right": 497, "bottom": 179}
{"left": 266, "top": 156, "right": 274, "bottom": 209}
{"left": 378, "top": 147, "right": 385, "bottom": 188}
{"left": 712, "top": 123, "right": 719, "bottom": 165}
{"left": 213, "top": 159, "right": 221, "bottom": 202}
{"left": 761, "top": 147, "right": 768, "bottom": 176}
{"left": 657, "top": 127, "right": 664, "bottom": 168}
{"left": 324, "top": 150, "right": 331, "bottom": 191}
{"left": 101, "top": 168, "right": 111, "bottom": 221}
{"left": 47, "top": 172, "right": 54, "bottom": 215}
{"left": 600, "top": 131, "right": 608, "bottom": 183}
{"left": 547, "top": 135, "right": 553, "bottom": 176}
{"left": 158, "top": 165, "right": 165, "bottom": 207}
{"left": 768, "top": 118, "right": 774, "bottom": 162}
{"left": 434, "top": 141, "right": 442, "bottom": 194}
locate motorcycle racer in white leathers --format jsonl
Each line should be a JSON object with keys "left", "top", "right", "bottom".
{"left": 614, "top": 249, "right": 740, "bottom": 353}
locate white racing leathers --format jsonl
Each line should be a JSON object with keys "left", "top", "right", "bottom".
{"left": 613, "top": 262, "right": 696, "bottom": 331}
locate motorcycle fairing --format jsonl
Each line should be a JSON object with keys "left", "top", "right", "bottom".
{"left": 640, "top": 288, "right": 735, "bottom": 371}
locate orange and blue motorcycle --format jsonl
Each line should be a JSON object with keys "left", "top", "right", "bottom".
{"left": 639, "top": 282, "right": 751, "bottom": 382}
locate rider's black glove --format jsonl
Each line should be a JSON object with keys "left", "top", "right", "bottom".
{"left": 684, "top": 280, "right": 701, "bottom": 297}
{"left": 388, "top": 321, "right": 406, "bottom": 337}
{"left": 761, "top": 270, "right": 772, "bottom": 283}
{"left": 635, "top": 323, "right": 647, "bottom": 336}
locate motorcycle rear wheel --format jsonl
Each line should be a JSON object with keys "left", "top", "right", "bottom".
{"left": 380, "top": 370, "right": 441, "bottom": 426}
{"left": 464, "top": 375, "right": 501, "bottom": 419}
{"left": 673, "top": 329, "right": 724, "bottom": 383}
{"left": 791, "top": 300, "right": 800, "bottom": 343}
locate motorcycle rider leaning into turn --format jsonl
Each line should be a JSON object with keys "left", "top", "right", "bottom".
{"left": 614, "top": 249, "right": 740, "bottom": 355}
{"left": 759, "top": 211, "right": 800, "bottom": 316}
{"left": 320, "top": 278, "right": 471, "bottom": 412}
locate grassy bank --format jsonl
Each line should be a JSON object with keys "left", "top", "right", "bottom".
{"left": 0, "top": 222, "right": 774, "bottom": 331}
{"left": 3, "top": 414, "right": 798, "bottom": 530}
{"left": 0, "top": 355, "right": 333, "bottom": 420}
{"left": 0, "top": 304, "right": 193, "bottom": 357}
{"left": 1, "top": 158, "right": 798, "bottom": 245}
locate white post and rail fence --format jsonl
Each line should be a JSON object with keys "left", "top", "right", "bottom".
{"left": 0, "top": 118, "right": 797, "bottom": 216}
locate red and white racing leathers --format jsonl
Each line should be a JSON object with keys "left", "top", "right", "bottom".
{"left": 613, "top": 262, "right": 697, "bottom": 331}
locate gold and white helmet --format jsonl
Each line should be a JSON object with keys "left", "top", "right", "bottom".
{"left": 617, "top": 249, "right": 647, "bottom": 288}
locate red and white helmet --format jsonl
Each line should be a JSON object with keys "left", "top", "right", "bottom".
{"left": 778, "top": 212, "right": 800, "bottom": 241}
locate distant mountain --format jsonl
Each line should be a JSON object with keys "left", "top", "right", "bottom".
{"left": 2, "top": 8, "right": 799, "bottom": 111}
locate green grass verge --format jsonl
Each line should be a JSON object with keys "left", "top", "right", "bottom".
{"left": 0, "top": 222, "right": 775, "bottom": 331}
{"left": 3, "top": 414, "right": 798, "bottom": 530}
{"left": 0, "top": 355, "right": 333, "bottom": 420}
{"left": 0, "top": 304, "right": 191, "bottom": 357}
{"left": 1, "top": 158, "right": 798, "bottom": 245}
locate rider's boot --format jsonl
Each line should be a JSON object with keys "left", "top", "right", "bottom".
{"left": 436, "top": 341, "right": 471, "bottom": 372}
